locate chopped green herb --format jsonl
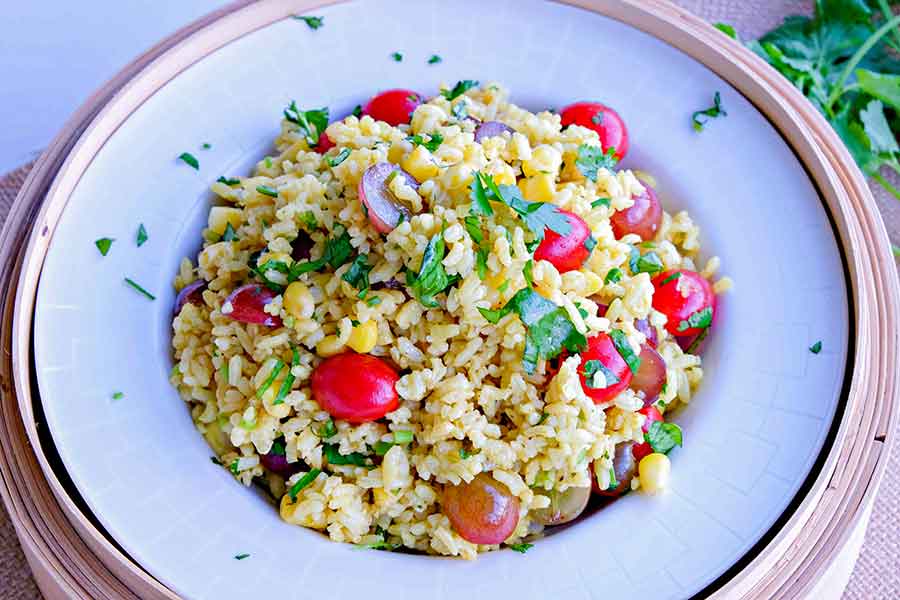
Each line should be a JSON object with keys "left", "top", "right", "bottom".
{"left": 264, "top": 157, "right": 273, "bottom": 169}
{"left": 523, "top": 259, "right": 534, "bottom": 287}
{"left": 441, "top": 80, "right": 479, "bottom": 101}
{"left": 575, "top": 144, "right": 618, "bottom": 181}
{"left": 609, "top": 329, "right": 641, "bottom": 374}
{"left": 645, "top": 421, "right": 683, "bottom": 454}
{"left": 629, "top": 248, "right": 664, "bottom": 276}
{"left": 608, "top": 467, "right": 619, "bottom": 490}
{"left": 288, "top": 469, "right": 322, "bottom": 501}
{"left": 427, "top": 54, "right": 442, "bottom": 64}
{"left": 604, "top": 268, "right": 623, "bottom": 284}
{"left": 660, "top": 271, "right": 682, "bottom": 286}
{"left": 714, "top": 22, "right": 738, "bottom": 39}
{"left": 591, "top": 197, "right": 611, "bottom": 209}
{"left": 536, "top": 412, "right": 549, "bottom": 425}
{"left": 468, "top": 171, "right": 496, "bottom": 216}
{"left": 222, "top": 222, "right": 238, "bottom": 242}
{"left": 229, "top": 460, "right": 239, "bottom": 475}
{"left": 692, "top": 92, "right": 727, "bottom": 132}
{"left": 293, "top": 15, "right": 323, "bottom": 30}
{"left": 479, "top": 287, "right": 587, "bottom": 374}
{"left": 677, "top": 306, "right": 714, "bottom": 332}
{"left": 124, "top": 277, "right": 156, "bottom": 300}
{"left": 508, "top": 543, "right": 534, "bottom": 554}
{"left": 323, "top": 444, "right": 371, "bottom": 467}
{"left": 342, "top": 254, "right": 373, "bottom": 296}
{"left": 136, "top": 224, "right": 148, "bottom": 247}
{"left": 210, "top": 456, "right": 222, "bottom": 466}
{"left": 234, "top": 553, "right": 250, "bottom": 560}
{"left": 283, "top": 101, "right": 329, "bottom": 147}
{"left": 582, "top": 359, "right": 620, "bottom": 389}
{"left": 278, "top": 225, "right": 354, "bottom": 284}
{"left": 318, "top": 419, "right": 338, "bottom": 438}
{"left": 407, "top": 132, "right": 443, "bottom": 152}
{"left": 326, "top": 147, "right": 351, "bottom": 167}
{"left": 95, "top": 237, "right": 114, "bottom": 256}
{"left": 451, "top": 101, "right": 468, "bottom": 120}
{"left": 352, "top": 104, "right": 363, "bottom": 118}
{"left": 374, "top": 431, "right": 413, "bottom": 456}
{"left": 393, "top": 430, "right": 414, "bottom": 444}
{"left": 391, "top": 52, "right": 403, "bottom": 62}
{"left": 111, "top": 391, "right": 124, "bottom": 400}
{"left": 202, "top": 143, "right": 212, "bottom": 150}
{"left": 270, "top": 440, "right": 286, "bottom": 456}
{"left": 299, "top": 211, "right": 318, "bottom": 230}
{"left": 178, "top": 152, "right": 199, "bottom": 170}
{"left": 498, "top": 279, "right": 510, "bottom": 294}
{"left": 464, "top": 215, "right": 484, "bottom": 245}
{"left": 408, "top": 231, "right": 455, "bottom": 308}
{"left": 366, "top": 295, "right": 382, "bottom": 307}
{"left": 475, "top": 248, "right": 488, "bottom": 280}
{"left": 273, "top": 347, "right": 299, "bottom": 405}
{"left": 256, "top": 184, "right": 278, "bottom": 198}
{"left": 255, "top": 360, "right": 284, "bottom": 399}
{"left": 493, "top": 179, "right": 571, "bottom": 242}
{"left": 809, "top": 340, "right": 823, "bottom": 354}
{"left": 459, "top": 448, "right": 473, "bottom": 459}
{"left": 217, "top": 176, "right": 240, "bottom": 186}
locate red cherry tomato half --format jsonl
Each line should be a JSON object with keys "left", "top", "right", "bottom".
{"left": 443, "top": 473, "right": 520, "bottom": 544}
{"left": 223, "top": 284, "right": 282, "bottom": 328}
{"left": 651, "top": 270, "right": 716, "bottom": 337}
{"left": 576, "top": 333, "right": 633, "bottom": 404}
{"left": 363, "top": 89, "right": 423, "bottom": 126}
{"left": 611, "top": 183, "right": 662, "bottom": 241}
{"left": 631, "top": 406, "right": 663, "bottom": 462}
{"left": 316, "top": 132, "right": 335, "bottom": 153}
{"left": 533, "top": 209, "right": 593, "bottom": 273}
{"left": 560, "top": 102, "right": 629, "bottom": 160}
{"left": 311, "top": 353, "right": 399, "bottom": 423}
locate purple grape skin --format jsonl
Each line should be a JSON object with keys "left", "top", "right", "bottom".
{"left": 174, "top": 279, "right": 207, "bottom": 315}
{"left": 474, "top": 121, "right": 514, "bottom": 142}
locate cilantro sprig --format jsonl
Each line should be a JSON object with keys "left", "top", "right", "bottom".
{"left": 407, "top": 132, "right": 443, "bottom": 152}
{"left": 407, "top": 230, "right": 457, "bottom": 307}
{"left": 253, "top": 225, "right": 354, "bottom": 292}
{"left": 692, "top": 92, "right": 727, "bottom": 131}
{"left": 284, "top": 101, "right": 329, "bottom": 147}
{"left": 469, "top": 172, "right": 571, "bottom": 243}
{"left": 441, "top": 80, "right": 479, "bottom": 101}
{"left": 645, "top": 421, "right": 683, "bottom": 455}
{"left": 575, "top": 144, "right": 618, "bottom": 181}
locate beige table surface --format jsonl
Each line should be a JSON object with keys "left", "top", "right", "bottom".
{"left": 1, "top": 1, "right": 898, "bottom": 598}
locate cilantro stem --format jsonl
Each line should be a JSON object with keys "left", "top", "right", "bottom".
{"left": 872, "top": 172, "right": 900, "bottom": 202}
{"left": 826, "top": 14, "right": 900, "bottom": 112}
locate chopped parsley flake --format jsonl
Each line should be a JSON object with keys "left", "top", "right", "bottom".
{"left": 94, "top": 237, "right": 114, "bottom": 256}
{"left": 575, "top": 144, "right": 618, "bottom": 181}
{"left": 583, "top": 359, "right": 620, "bottom": 389}
{"left": 479, "top": 287, "right": 587, "bottom": 374}
{"left": 124, "top": 277, "right": 156, "bottom": 300}
{"left": 234, "top": 553, "right": 250, "bottom": 560}
{"left": 407, "top": 231, "right": 456, "bottom": 308}
{"left": 352, "top": 105, "right": 363, "bottom": 118}
{"left": 283, "top": 101, "right": 329, "bottom": 147}
{"left": 645, "top": 421, "right": 683, "bottom": 454}
{"left": 256, "top": 184, "right": 278, "bottom": 198}
{"left": 407, "top": 132, "right": 443, "bottom": 152}
{"left": 323, "top": 444, "right": 372, "bottom": 467}
{"left": 300, "top": 211, "right": 317, "bottom": 230}
{"left": 264, "top": 157, "right": 272, "bottom": 169}
{"left": 136, "top": 224, "right": 148, "bottom": 247}
{"left": 255, "top": 360, "right": 284, "bottom": 399}
{"left": 609, "top": 329, "right": 641, "bottom": 374}
{"left": 714, "top": 22, "right": 737, "bottom": 39}
{"left": 391, "top": 52, "right": 403, "bottom": 62}
{"left": 111, "top": 391, "right": 124, "bottom": 400}
{"left": 469, "top": 171, "right": 497, "bottom": 216}
{"left": 222, "top": 222, "right": 238, "bottom": 242}
{"left": 592, "top": 197, "right": 611, "bottom": 209}
{"left": 210, "top": 456, "right": 222, "bottom": 466}
{"left": 342, "top": 254, "right": 373, "bottom": 297}
{"left": 452, "top": 101, "right": 468, "bottom": 120}
{"left": 428, "top": 54, "right": 442, "bottom": 64}
{"left": 629, "top": 248, "right": 664, "bottom": 276}
{"left": 366, "top": 295, "right": 382, "bottom": 307}
{"left": 293, "top": 15, "right": 323, "bottom": 30}
{"left": 471, "top": 173, "right": 570, "bottom": 242}
{"left": 604, "top": 268, "right": 623, "bottom": 284}
{"left": 809, "top": 340, "right": 823, "bottom": 354}
{"left": 178, "top": 152, "right": 199, "bottom": 170}
{"left": 326, "top": 147, "right": 351, "bottom": 167}
{"left": 677, "top": 306, "right": 714, "bottom": 332}
{"left": 660, "top": 271, "right": 682, "bottom": 286}
{"left": 217, "top": 176, "right": 240, "bottom": 186}
{"left": 508, "top": 543, "right": 534, "bottom": 554}
{"left": 202, "top": 143, "right": 211, "bottom": 150}
{"left": 288, "top": 469, "right": 322, "bottom": 501}
{"left": 441, "top": 80, "right": 479, "bottom": 101}
{"left": 692, "top": 92, "right": 727, "bottom": 132}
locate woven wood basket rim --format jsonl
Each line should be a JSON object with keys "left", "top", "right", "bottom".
{"left": 0, "top": 1, "right": 897, "bottom": 598}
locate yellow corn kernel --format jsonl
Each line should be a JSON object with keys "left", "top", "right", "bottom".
{"left": 522, "top": 144, "right": 563, "bottom": 177}
{"left": 387, "top": 141, "right": 406, "bottom": 164}
{"left": 347, "top": 320, "right": 378, "bottom": 353}
{"left": 207, "top": 206, "right": 243, "bottom": 236}
{"left": 316, "top": 334, "right": 345, "bottom": 357}
{"left": 401, "top": 145, "right": 440, "bottom": 182}
{"left": 485, "top": 161, "right": 517, "bottom": 186}
{"left": 283, "top": 282, "right": 315, "bottom": 320}
{"left": 638, "top": 453, "right": 671, "bottom": 495}
{"left": 518, "top": 173, "right": 555, "bottom": 203}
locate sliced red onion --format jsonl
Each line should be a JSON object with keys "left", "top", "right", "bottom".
{"left": 474, "top": 120, "right": 514, "bottom": 142}
{"left": 174, "top": 280, "right": 207, "bottom": 316}
{"left": 291, "top": 230, "right": 315, "bottom": 262}
{"left": 358, "top": 163, "right": 417, "bottom": 233}
{"left": 222, "top": 284, "right": 282, "bottom": 327}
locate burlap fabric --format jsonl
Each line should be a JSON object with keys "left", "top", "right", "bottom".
{"left": 1, "top": 2, "right": 898, "bottom": 597}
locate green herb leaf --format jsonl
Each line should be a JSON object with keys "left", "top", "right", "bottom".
{"left": 283, "top": 101, "right": 329, "bottom": 147}
{"left": 318, "top": 419, "right": 338, "bottom": 438}
{"left": 407, "top": 132, "right": 443, "bottom": 152}
{"left": 256, "top": 360, "right": 284, "bottom": 399}
{"left": 464, "top": 215, "right": 484, "bottom": 245}
{"left": 452, "top": 101, "right": 468, "bottom": 120}
{"left": 591, "top": 197, "right": 611, "bottom": 209}
{"left": 299, "top": 211, "right": 318, "bottom": 230}
{"left": 342, "top": 254, "right": 373, "bottom": 296}
{"left": 136, "top": 224, "right": 148, "bottom": 247}
{"left": 273, "top": 347, "right": 299, "bottom": 405}
{"left": 234, "top": 553, "right": 250, "bottom": 560}
{"left": 855, "top": 69, "right": 900, "bottom": 110}
{"left": 428, "top": 54, "right": 442, "bottom": 64}
{"left": 508, "top": 543, "right": 534, "bottom": 554}
{"left": 323, "top": 444, "right": 372, "bottom": 467}
{"left": 326, "top": 147, "right": 351, "bottom": 167}
{"left": 293, "top": 15, "right": 323, "bottom": 30}
{"left": 677, "top": 306, "right": 714, "bottom": 332}
{"left": 352, "top": 104, "right": 363, "bottom": 118}
{"left": 178, "top": 152, "right": 199, "bottom": 170}
{"left": 256, "top": 185, "right": 278, "bottom": 198}
{"left": 582, "top": 359, "right": 620, "bottom": 389}
{"left": 604, "top": 268, "right": 622, "bottom": 284}
{"left": 222, "top": 222, "right": 238, "bottom": 242}
{"left": 523, "top": 259, "right": 534, "bottom": 287}
{"left": 629, "top": 248, "right": 664, "bottom": 276}
{"left": 714, "top": 22, "right": 738, "bottom": 39}
{"left": 575, "top": 144, "right": 618, "bottom": 181}
{"left": 95, "top": 238, "right": 114, "bottom": 256}
{"left": 288, "top": 469, "right": 321, "bottom": 501}
{"left": 408, "top": 232, "right": 454, "bottom": 308}
{"left": 476, "top": 248, "right": 488, "bottom": 280}
{"left": 210, "top": 456, "right": 222, "bottom": 466}
{"left": 366, "top": 295, "right": 382, "bottom": 307}
{"left": 495, "top": 182, "right": 572, "bottom": 242}
{"left": 111, "top": 391, "right": 124, "bottom": 400}
{"left": 609, "top": 329, "right": 641, "bottom": 374}
{"left": 391, "top": 52, "right": 403, "bottom": 62}
{"left": 645, "top": 421, "right": 683, "bottom": 454}
{"left": 124, "top": 277, "right": 156, "bottom": 300}
{"left": 692, "top": 92, "right": 727, "bottom": 132}
{"left": 441, "top": 80, "right": 479, "bottom": 101}
{"left": 468, "top": 171, "right": 496, "bottom": 216}
{"left": 217, "top": 176, "right": 240, "bottom": 186}
{"left": 660, "top": 271, "right": 682, "bottom": 286}
{"left": 809, "top": 340, "right": 823, "bottom": 354}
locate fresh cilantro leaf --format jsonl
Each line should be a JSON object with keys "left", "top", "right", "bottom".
{"left": 609, "top": 329, "right": 641, "bottom": 374}
{"left": 323, "top": 444, "right": 372, "bottom": 467}
{"left": 136, "top": 224, "right": 149, "bottom": 247}
{"left": 293, "top": 15, "right": 323, "bottom": 29}
{"left": 111, "top": 391, "right": 124, "bottom": 400}
{"left": 692, "top": 92, "right": 727, "bottom": 132}
{"left": 508, "top": 543, "right": 534, "bottom": 554}
{"left": 476, "top": 248, "right": 488, "bottom": 280}
{"left": 464, "top": 215, "right": 484, "bottom": 245}
{"left": 210, "top": 456, "right": 222, "bottom": 466}
{"left": 178, "top": 152, "right": 199, "bottom": 170}
{"left": 478, "top": 288, "right": 587, "bottom": 373}
{"left": 714, "top": 22, "right": 738, "bottom": 39}
{"left": 299, "top": 211, "right": 317, "bottom": 230}
{"left": 660, "top": 271, "right": 682, "bottom": 286}
{"left": 287, "top": 469, "right": 321, "bottom": 501}
{"left": 604, "top": 268, "right": 622, "bottom": 284}
{"left": 523, "top": 259, "right": 534, "bottom": 287}
{"left": 575, "top": 144, "right": 618, "bottom": 181}
{"left": 283, "top": 101, "right": 329, "bottom": 147}
{"left": 409, "top": 232, "right": 454, "bottom": 308}
{"left": 441, "top": 80, "right": 479, "bottom": 101}
{"left": 202, "top": 143, "right": 211, "bottom": 150}
{"left": 469, "top": 171, "right": 496, "bottom": 216}
{"left": 234, "top": 553, "right": 250, "bottom": 560}
{"left": 629, "top": 248, "right": 664, "bottom": 276}
{"left": 217, "top": 176, "right": 240, "bottom": 186}
{"left": 583, "top": 359, "right": 621, "bottom": 389}
{"left": 95, "top": 237, "right": 114, "bottom": 256}
{"left": 391, "top": 52, "right": 403, "bottom": 62}
{"left": 407, "top": 132, "right": 443, "bottom": 152}
{"left": 326, "top": 147, "right": 351, "bottom": 167}
{"left": 809, "top": 340, "right": 823, "bottom": 354}
{"left": 352, "top": 104, "right": 363, "bottom": 118}
{"left": 677, "top": 306, "right": 714, "bottom": 332}
{"left": 222, "top": 222, "right": 238, "bottom": 242}
{"left": 366, "top": 295, "right": 382, "bottom": 307}
{"left": 256, "top": 185, "right": 278, "bottom": 198}
{"left": 495, "top": 183, "right": 572, "bottom": 242}
{"left": 428, "top": 54, "right": 442, "bottom": 64}
{"left": 318, "top": 419, "right": 338, "bottom": 438}
{"left": 645, "top": 421, "right": 683, "bottom": 454}
{"left": 342, "top": 254, "right": 373, "bottom": 296}
{"left": 591, "top": 197, "right": 611, "bottom": 209}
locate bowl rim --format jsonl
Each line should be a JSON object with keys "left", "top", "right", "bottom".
{"left": 1, "top": 1, "right": 897, "bottom": 599}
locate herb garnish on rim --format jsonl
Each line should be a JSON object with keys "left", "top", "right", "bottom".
{"left": 692, "top": 92, "right": 727, "bottom": 132}
{"left": 124, "top": 277, "right": 155, "bottom": 300}
{"left": 293, "top": 15, "right": 323, "bottom": 30}
{"left": 136, "top": 224, "right": 148, "bottom": 247}
{"left": 178, "top": 152, "right": 199, "bottom": 170}
{"left": 95, "top": 237, "right": 114, "bottom": 256}
{"left": 283, "top": 101, "right": 329, "bottom": 147}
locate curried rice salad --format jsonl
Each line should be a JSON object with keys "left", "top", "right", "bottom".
{"left": 170, "top": 81, "right": 730, "bottom": 558}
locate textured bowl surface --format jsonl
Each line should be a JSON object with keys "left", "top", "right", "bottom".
{"left": 33, "top": 1, "right": 849, "bottom": 598}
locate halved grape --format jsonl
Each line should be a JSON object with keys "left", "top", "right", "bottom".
{"left": 174, "top": 279, "right": 206, "bottom": 315}
{"left": 222, "top": 284, "right": 282, "bottom": 327}
{"left": 532, "top": 485, "right": 590, "bottom": 526}
{"left": 630, "top": 344, "right": 667, "bottom": 406}
{"left": 610, "top": 184, "right": 662, "bottom": 240}
{"left": 634, "top": 317, "right": 658, "bottom": 348}
{"left": 442, "top": 473, "right": 520, "bottom": 544}
{"left": 358, "top": 163, "right": 417, "bottom": 233}
{"left": 474, "top": 121, "right": 514, "bottom": 142}
{"left": 593, "top": 442, "right": 637, "bottom": 497}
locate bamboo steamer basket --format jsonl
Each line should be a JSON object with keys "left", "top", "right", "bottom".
{"left": 0, "top": 1, "right": 897, "bottom": 598}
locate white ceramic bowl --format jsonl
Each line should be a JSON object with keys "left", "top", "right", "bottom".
{"left": 33, "top": 1, "right": 849, "bottom": 598}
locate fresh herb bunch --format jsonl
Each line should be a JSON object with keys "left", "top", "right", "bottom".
{"left": 721, "top": 0, "right": 900, "bottom": 255}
